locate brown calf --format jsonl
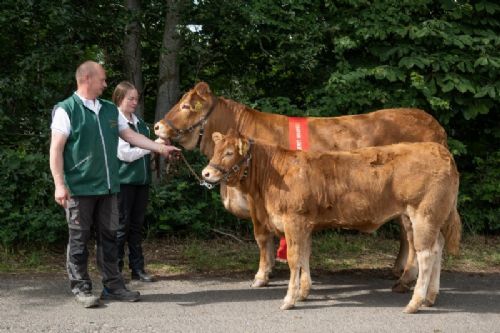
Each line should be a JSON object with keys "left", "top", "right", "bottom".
{"left": 202, "top": 131, "right": 461, "bottom": 313}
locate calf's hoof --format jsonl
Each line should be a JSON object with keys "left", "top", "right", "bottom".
{"left": 403, "top": 304, "right": 419, "bottom": 314}
{"left": 280, "top": 302, "right": 295, "bottom": 310}
{"left": 392, "top": 281, "right": 411, "bottom": 293}
{"left": 423, "top": 293, "right": 438, "bottom": 307}
{"left": 251, "top": 278, "right": 269, "bottom": 288}
{"left": 403, "top": 297, "right": 423, "bottom": 314}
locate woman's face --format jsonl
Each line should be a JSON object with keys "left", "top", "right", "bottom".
{"left": 120, "top": 89, "right": 139, "bottom": 114}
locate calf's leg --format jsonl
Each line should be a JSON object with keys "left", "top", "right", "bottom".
{"left": 404, "top": 217, "right": 440, "bottom": 314}
{"left": 281, "top": 222, "right": 311, "bottom": 310}
{"left": 423, "top": 232, "right": 444, "bottom": 307}
{"left": 298, "top": 235, "right": 312, "bottom": 301}
{"left": 252, "top": 222, "right": 275, "bottom": 287}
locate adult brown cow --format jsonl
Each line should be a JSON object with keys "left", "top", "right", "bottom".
{"left": 154, "top": 82, "right": 448, "bottom": 290}
{"left": 202, "top": 131, "right": 461, "bottom": 313}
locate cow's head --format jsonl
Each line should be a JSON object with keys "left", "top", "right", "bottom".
{"left": 154, "top": 81, "right": 217, "bottom": 150}
{"left": 201, "top": 130, "right": 251, "bottom": 186}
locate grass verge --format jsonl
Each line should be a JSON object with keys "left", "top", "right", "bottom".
{"left": 1, "top": 231, "right": 499, "bottom": 276}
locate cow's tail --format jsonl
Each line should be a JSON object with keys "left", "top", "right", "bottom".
{"left": 441, "top": 205, "right": 461, "bottom": 256}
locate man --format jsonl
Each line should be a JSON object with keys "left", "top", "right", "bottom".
{"left": 49, "top": 61, "right": 179, "bottom": 308}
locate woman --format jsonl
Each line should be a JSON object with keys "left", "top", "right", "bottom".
{"left": 112, "top": 81, "right": 154, "bottom": 282}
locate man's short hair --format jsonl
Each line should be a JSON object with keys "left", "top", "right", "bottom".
{"left": 75, "top": 61, "right": 99, "bottom": 83}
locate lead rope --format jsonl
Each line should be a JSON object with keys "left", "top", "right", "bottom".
{"left": 177, "top": 152, "right": 216, "bottom": 190}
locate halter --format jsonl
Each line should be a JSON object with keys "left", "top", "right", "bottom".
{"left": 166, "top": 99, "right": 217, "bottom": 147}
{"left": 201, "top": 139, "right": 253, "bottom": 189}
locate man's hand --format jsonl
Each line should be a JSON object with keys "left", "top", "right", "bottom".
{"left": 54, "top": 185, "right": 70, "bottom": 208}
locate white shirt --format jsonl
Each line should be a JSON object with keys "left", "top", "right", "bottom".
{"left": 50, "top": 92, "right": 129, "bottom": 136}
{"left": 117, "top": 109, "right": 151, "bottom": 162}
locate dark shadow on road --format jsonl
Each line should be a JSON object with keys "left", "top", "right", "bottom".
{"left": 1, "top": 269, "right": 499, "bottom": 314}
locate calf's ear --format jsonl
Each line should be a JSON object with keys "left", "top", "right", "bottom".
{"left": 212, "top": 132, "right": 223, "bottom": 143}
{"left": 238, "top": 139, "right": 249, "bottom": 156}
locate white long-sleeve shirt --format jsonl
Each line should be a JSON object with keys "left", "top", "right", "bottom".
{"left": 117, "top": 109, "right": 151, "bottom": 163}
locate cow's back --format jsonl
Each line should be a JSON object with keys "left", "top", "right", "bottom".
{"left": 212, "top": 102, "right": 446, "bottom": 154}
{"left": 307, "top": 108, "right": 447, "bottom": 152}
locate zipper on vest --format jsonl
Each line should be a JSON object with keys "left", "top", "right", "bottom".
{"left": 142, "top": 156, "right": 147, "bottom": 184}
{"left": 96, "top": 116, "right": 111, "bottom": 190}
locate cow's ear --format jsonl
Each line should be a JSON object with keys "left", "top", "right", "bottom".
{"left": 212, "top": 132, "right": 223, "bottom": 143}
{"left": 238, "top": 139, "right": 249, "bottom": 156}
{"left": 195, "top": 82, "right": 211, "bottom": 98}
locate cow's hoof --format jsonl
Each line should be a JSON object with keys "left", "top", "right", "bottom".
{"left": 251, "top": 279, "right": 268, "bottom": 288}
{"left": 280, "top": 302, "right": 295, "bottom": 310}
{"left": 392, "top": 281, "right": 411, "bottom": 293}
{"left": 392, "top": 268, "right": 403, "bottom": 278}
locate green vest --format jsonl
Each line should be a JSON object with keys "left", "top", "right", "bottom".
{"left": 57, "top": 94, "right": 120, "bottom": 196}
{"left": 119, "top": 117, "right": 151, "bottom": 185}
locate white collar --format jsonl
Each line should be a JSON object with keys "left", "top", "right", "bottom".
{"left": 118, "top": 108, "right": 139, "bottom": 125}
{"left": 74, "top": 92, "right": 101, "bottom": 113}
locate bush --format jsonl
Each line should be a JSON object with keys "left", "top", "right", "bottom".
{"left": 145, "top": 150, "right": 252, "bottom": 239}
{"left": 0, "top": 149, "right": 66, "bottom": 248}
{"left": 459, "top": 151, "right": 500, "bottom": 234}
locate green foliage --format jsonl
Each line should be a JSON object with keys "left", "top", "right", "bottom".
{"left": 0, "top": 0, "right": 498, "bottom": 248}
{"left": 145, "top": 151, "right": 251, "bottom": 238}
{"left": 0, "top": 149, "right": 65, "bottom": 248}
{"left": 459, "top": 152, "right": 500, "bottom": 233}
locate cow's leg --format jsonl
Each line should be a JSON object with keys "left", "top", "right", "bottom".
{"left": 393, "top": 216, "right": 409, "bottom": 278}
{"left": 423, "top": 232, "right": 444, "bottom": 307}
{"left": 280, "top": 222, "right": 309, "bottom": 310}
{"left": 392, "top": 215, "right": 418, "bottom": 293}
{"left": 252, "top": 222, "right": 274, "bottom": 288}
{"left": 298, "top": 238, "right": 312, "bottom": 301}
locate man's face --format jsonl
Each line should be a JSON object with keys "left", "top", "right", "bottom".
{"left": 88, "top": 66, "right": 107, "bottom": 98}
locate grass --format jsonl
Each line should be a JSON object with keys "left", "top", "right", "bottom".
{"left": 0, "top": 231, "right": 499, "bottom": 276}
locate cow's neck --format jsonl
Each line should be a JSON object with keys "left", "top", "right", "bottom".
{"left": 199, "top": 97, "right": 257, "bottom": 158}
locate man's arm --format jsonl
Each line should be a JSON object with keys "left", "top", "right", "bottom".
{"left": 119, "top": 128, "right": 179, "bottom": 157}
{"left": 49, "top": 131, "right": 69, "bottom": 208}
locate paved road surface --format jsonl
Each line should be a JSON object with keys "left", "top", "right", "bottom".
{"left": 0, "top": 270, "right": 499, "bottom": 332}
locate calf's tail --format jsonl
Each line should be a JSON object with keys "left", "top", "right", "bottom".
{"left": 441, "top": 205, "right": 462, "bottom": 256}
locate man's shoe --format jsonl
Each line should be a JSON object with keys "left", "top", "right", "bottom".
{"left": 75, "top": 291, "right": 100, "bottom": 308}
{"left": 100, "top": 287, "right": 140, "bottom": 302}
{"left": 131, "top": 270, "right": 154, "bottom": 282}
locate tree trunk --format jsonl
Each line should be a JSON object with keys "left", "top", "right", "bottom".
{"left": 155, "top": 0, "right": 181, "bottom": 122}
{"left": 123, "top": 0, "right": 145, "bottom": 117}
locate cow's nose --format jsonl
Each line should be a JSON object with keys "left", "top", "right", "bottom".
{"left": 154, "top": 124, "right": 160, "bottom": 131}
{"left": 203, "top": 171, "right": 210, "bottom": 179}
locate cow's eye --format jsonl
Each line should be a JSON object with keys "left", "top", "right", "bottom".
{"left": 225, "top": 151, "right": 234, "bottom": 156}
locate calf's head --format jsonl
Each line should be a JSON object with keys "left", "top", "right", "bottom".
{"left": 201, "top": 131, "right": 251, "bottom": 185}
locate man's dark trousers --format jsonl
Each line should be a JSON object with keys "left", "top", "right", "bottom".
{"left": 65, "top": 194, "right": 125, "bottom": 294}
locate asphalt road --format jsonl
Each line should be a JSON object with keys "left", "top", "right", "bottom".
{"left": 0, "top": 270, "right": 499, "bottom": 333}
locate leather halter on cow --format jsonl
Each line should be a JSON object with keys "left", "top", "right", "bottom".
{"left": 202, "top": 131, "right": 461, "bottom": 313}
{"left": 164, "top": 99, "right": 217, "bottom": 146}
{"left": 154, "top": 81, "right": 451, "bottom": 292}
{"left": 205, "top": 139, "right": 253, "bottom": 187}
